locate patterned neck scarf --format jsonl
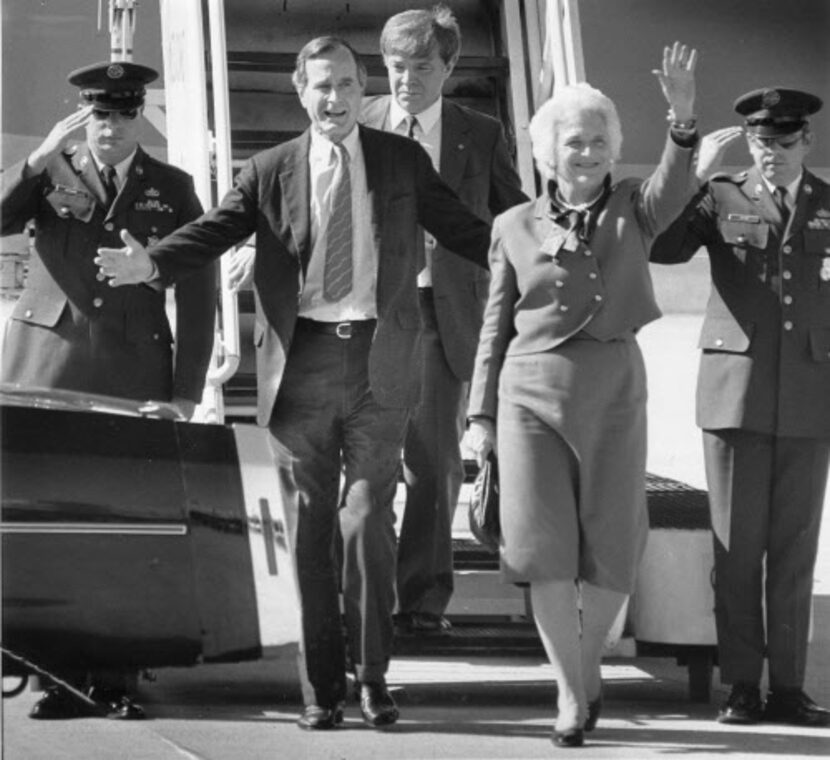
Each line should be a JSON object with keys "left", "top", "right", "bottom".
{"left": 547, "top": 175, "right": 612, "bottom": 243}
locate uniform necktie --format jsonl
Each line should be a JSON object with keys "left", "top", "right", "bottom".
{"left": 101, "top": 164, "right": 118, "bottom": 209}
{"left": 774, "top": 186, "right": 790, "bottom": 227}
{"left": 406, "top": 115, "right": 420, "bottom": 140}
{"left": 323, "top": 144, "right": 353, "bottom": 302}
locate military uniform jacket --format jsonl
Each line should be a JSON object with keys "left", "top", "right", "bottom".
{"left": 469, "top": 132, "right": 696, "bottom": 419}
{"left": 1, "top": 144, "right": 216, "bottom": 403}
{"left": 360, "top": 96, "right": 527, "bottom": 380}
{"left": 650, "top": 167, "right": 830, "bottom": 437}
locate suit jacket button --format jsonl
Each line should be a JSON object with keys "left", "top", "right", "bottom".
{"left": 555, "top": 280, "right": 564, "bottom": 288}
{"left": 783, "top": 320, "right": 793, "bottom": 331}
{"left": 583, "top": 249, "right": 592, "bottom": 257}
{"left": 715, "top": 338, "right": 724, "bottom": 347}
{"left": 153, "top": 333, "right": 160, "bottom": 340}
{"left": 736, "top": 234, "right": 747, "bottom": 244}
{"left": 782, "top": 244, "right": 792, "bottom": 254}
{"left": 559, "top": 304, "right": 569, "bottom": 312}
{"left": 104, "top": 222, "right": 115, "bottom": 232}
{"left": 25, "top": 309, "right": 33, "bottom": 318}
{"left": 588, "top": 272, "right": 598, "bottom": 280}
{"left": 594, "top": 294, "right": 603, "bottom": 302}
{"left": 783, "top": 295, "right": 793, "bottom": 305}
{"left": 782, "top": 270, "right": 792, "bottom": 280}
{"left": 92, "top": 297, "right": 103, "bottom": 308}
{"left": 59, "top": 206, "right": 70, "bottom": 217}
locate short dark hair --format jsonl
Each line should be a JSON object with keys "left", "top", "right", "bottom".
{"left": 292, "top": 36, "right": 367, "bottom": 92}
{"left": 380, "top": 4, "right": 461, "bottom": 65}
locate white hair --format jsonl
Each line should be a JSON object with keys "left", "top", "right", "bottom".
{"left": 529, "top": 83, "right": 623, "bottom": 180}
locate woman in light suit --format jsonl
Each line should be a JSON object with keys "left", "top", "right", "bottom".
{"left": 466, "top": 42, "right": 699, "bottom": 747}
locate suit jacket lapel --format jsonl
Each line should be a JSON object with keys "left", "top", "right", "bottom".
{"left": 279, "top": 132, "right": 312, "bottom": 274}
{"left": 107, "top": 146, "right": 147, "bottom": 222}
{"left": 784, "top": 169, "right": 819, "bottom": 243}
{"left": 439, "top": 100, "right": 470, "bottom": 190}
{"left": 71, "top": 144, "right": 109, "bottom": 209}
{"left": 745, "top": 166, "right": 787, "bottom": 230}
{"left": 358, "top": 125, "right": 384, "bottom": 266}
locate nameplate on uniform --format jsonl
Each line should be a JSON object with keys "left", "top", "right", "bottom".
{"left": 727, "top": 213, "right": 761, "bottom": 223}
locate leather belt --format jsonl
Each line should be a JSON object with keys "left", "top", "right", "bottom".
{"left": 295, "top": 317, "right": 376, "bottom": 340}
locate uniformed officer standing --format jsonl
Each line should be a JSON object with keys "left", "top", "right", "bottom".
{"left": 651, "top": 88, "right": 830, "bottom": 727}
{"left": 0, "top": 61, "right": 216, "bottom": 719}
{"left": 1, "top": 61, "right": 216, "bottom": 420}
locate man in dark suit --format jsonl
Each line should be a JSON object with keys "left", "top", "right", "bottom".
{"left": 96, "top": 36, "right": 491, "bottom": 730}
{"left": 1, "top": 61, "right": 216, "bottom": 720}
{"left": 651, "top": 88, "right": 830, "bottom": 727}
{"left": 361, "top": 6, "right": 527, "bottom": 635}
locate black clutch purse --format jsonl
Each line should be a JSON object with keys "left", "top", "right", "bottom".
{"left": 468, "top": 452, "right": 500, "bottom": 553}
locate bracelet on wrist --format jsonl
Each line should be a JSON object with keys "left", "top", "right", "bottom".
{"left": 666, "top": 110, "right": 697, "bottom": 131}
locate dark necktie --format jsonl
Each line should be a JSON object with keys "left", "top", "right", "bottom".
{"left": 406, "top": 115, "right": 419, "bottom": 140}
{"left": 101, "top": 164, "right": 118, "bottom": 209}
{"left": 774, "top": 186, "right": 790, "bottom": 227}
{"left": 323, "top": 144, "right": 353, "bottom": 302}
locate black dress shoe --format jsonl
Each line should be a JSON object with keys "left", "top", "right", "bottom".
{"left": 88, "top": 688, "right": 146, "bottom": 720}
{"left": 763, "top": 689, "right": 830, "bottom": 727}
{"left": 717, "top": 684, "right": 763, "bottom": 724}
{"left": 297, "top": 702, "right": 345, "bottom": 730}
{"left": 584, "top": 694, "right": 603, "bottom": 732}
{"left": 552, "top": 727, "right": 585, "bottom": 747}
{"left": 29, "top": 686, "right": 93, "bottom": 720}
{"left": 358, "top": 682, "right": 399, "bottom": 727}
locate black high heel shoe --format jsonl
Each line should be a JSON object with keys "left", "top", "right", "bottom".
{"left": 551, "top": 727, "right": 585, "bottom": 747}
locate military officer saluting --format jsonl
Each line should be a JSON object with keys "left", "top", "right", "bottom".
{"left": 651, "top": 87, "right": 830, "bottom": 727}
{"left": 1, "top": 60, "right": 216, "bottom": 420}
{"left": 0, "top": 61, "right": 216, "bottom": 718}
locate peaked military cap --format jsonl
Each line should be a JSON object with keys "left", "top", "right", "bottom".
{"left": 734, "top": 87, "right": 823, "bottom": 137}
{"left": 68, "top": 61, "right": 158, "bottom": 111}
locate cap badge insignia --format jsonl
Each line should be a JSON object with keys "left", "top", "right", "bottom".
{"left": 762, "top": 89, "right": 781, "bottom": 108}
{"left": 107, "top": 64, "right": 125, "bottom": 80}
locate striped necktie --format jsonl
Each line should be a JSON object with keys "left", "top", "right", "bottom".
{"left": 322, "top": 144, "right": 353, "bottom": 302}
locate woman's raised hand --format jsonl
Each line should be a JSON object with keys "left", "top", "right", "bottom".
{"left": 653, "top": 41, "right": 698, "bottom": 121}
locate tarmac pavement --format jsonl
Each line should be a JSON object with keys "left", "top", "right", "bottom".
{"left": 2, "top": 314, "right": 829, "bottom": 759}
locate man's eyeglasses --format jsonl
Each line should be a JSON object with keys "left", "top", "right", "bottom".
{"left": 91, "top": 108, "right": 140, "bottom": 121}
{"left": 747, "top": 132, "right": 804, "bottom": 150}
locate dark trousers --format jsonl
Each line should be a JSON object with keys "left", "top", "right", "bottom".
{"left": 398, "top": 289, "right": 466, "bottom": 615}
{"left": 269, "top": 324, "right": 407, "bottom": 708}
{"left": 703, "top": 428, "right": 829, "bottom": 689}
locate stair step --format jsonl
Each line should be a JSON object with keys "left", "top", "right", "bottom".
{"left": 393, "top": 621, "right": 543, "bottom": 656}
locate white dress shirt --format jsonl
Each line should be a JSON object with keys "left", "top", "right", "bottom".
{"left": 299, "top": 127, "right": 378, "bottom": 321}
{"left": 761, "top": 170, "right": 802, "bottom": 215}
{"left": 90, "top": 149, "right": 136, "bottom": 193}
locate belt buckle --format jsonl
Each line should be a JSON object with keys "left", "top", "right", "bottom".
{"left": 335, "top": 321, "right": 353, "bottom": 339}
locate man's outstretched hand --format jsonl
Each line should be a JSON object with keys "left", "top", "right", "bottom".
{"left": 95, "top": 229, "right": 156, "bottom": 286}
